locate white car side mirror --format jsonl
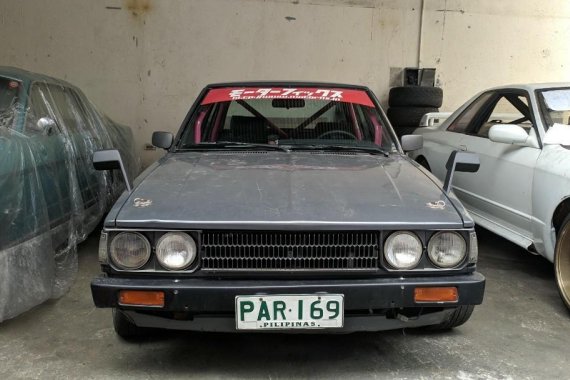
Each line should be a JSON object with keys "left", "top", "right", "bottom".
{"left": 489, "top": 124, "right": 529, "bottom": 145}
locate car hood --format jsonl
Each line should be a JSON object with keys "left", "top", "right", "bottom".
{"left": 113, "top": 151, "right": 464, "bottom": 229}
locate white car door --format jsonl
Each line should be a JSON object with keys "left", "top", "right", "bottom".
{"left": 419, "top": 92, "right": 495, "bottom": 181}
{"left": 452, "top": 91, "right": 540, "bottom": 245}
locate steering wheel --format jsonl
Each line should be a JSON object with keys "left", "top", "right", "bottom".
{"left": 317, "top": 130, "right": 357, "bottom": 140}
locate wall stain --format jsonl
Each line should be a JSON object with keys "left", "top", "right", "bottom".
{"left": 285, "top": 16, "right": 296, "bottom": 21}
{"left": 125, "top": 0, "right": 152, "bottom": 17}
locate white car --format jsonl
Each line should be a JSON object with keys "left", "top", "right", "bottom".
{"left": 410, "top": 83, "right": 570, "bottom": 309}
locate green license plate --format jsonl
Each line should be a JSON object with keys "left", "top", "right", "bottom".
{"left": 235, "top": 294, "right": 344, "bottom": 330}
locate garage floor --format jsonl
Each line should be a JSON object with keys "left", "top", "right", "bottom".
{"left": 1, "top": 227, "right": 569, "bottom": 380}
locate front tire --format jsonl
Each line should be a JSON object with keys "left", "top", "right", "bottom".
{"left": 113, "top": 309, "right": 146, "bottom": 339}
{"left": 555, "top": 215, "right": 570, "bottom": 310}
{"left": 424, "top": 305, "right": 475, "bottom": 331}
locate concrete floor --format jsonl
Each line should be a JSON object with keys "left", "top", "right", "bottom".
{"left": 1, "top": 227, "right": 569, "bottom": 380}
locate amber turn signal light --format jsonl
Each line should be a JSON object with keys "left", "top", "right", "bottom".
{"left": 118, "top": 290, "right": 165, "bottom": 307}
{"left": 414, "top": 287, "right": 458, "bottom": 303}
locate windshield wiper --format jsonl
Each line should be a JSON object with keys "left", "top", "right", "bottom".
{"left": 289, "top": 144, "right": 390, "bottom": 157}
{"left": 179, "top": 141, "right": 290, "bottom": 152}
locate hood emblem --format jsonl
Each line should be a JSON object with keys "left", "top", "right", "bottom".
{"left": 426, "top": 200, "right": 446, "bottom": 210}
{"left": 133, "top": 197, "right": 152, "bottom": 208}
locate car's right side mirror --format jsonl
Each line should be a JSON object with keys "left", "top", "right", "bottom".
{"left": 443, "top": 150, "right": 480, "bottom": 194}
{"left": 152, "top": 131, "right": 174, "bottom": 150}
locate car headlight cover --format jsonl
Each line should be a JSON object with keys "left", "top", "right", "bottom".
{"left": 428, "top": 231, "right": 467, "bottom": 268}
{"left": 384, "top": 231, "right": 423, "bottom": 269}
{"left": 156, "top": 232, "right": 197, "bottom": 270}
{"left": 110, "top": 232, "right": 151, "bottom": 269}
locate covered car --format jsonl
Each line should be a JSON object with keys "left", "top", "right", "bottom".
{"left": 0, "top": 67, "right": 139, "bottom": 322}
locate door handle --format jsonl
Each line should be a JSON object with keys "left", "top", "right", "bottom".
{"left": 459, "top": 144, "right": 467, "bottom": 151}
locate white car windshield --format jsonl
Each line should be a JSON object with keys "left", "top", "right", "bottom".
{"left": 539, "top": 88, "right": 570, "bottom": 129}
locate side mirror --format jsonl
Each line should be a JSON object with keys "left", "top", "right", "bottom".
{"left": 401, "top": 135, "right": 423, "bottom": 152}
{"left": 443, "top": 150, "right": 480, "bottom": 194}
{"left": 152, "top": 131, "right": 173, "bottom": 149}
{"left": 36, "top": 117, "right": 57, "bottom": 136}
{"left": 93, "top": 149, "right": 132, "bottom": 192}
{"left": 488, "top": 124, "right": 528, "bottom": 145}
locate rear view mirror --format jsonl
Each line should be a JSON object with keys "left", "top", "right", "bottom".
{"left": 152, "top": 131, "right": 173, "bottom": 149}
{"left": 401, "top": 135, "right": 423, "bottom": 152}
{"left": 272, "top": 99, "right": 305, "bottom": 108}
{"left": 443, "top": 151, "right": 480, "bottom": 194}
{"left": 488, "top": 124, "right": 528, "bottom": 145}
{"left": 93, "top": 149, "right": 132, "bottom": 192}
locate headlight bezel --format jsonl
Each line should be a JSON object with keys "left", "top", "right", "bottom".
{"left": 155, "top": 232, "right": 197, "bottom": 271}
{"left": 427, "top": 231, "right": 468, "bottom": 269}
{"left": 109, "top": 231, "right": 152, "bottom": 270}
{"left": 383, "top": 231, "right": 424, "bottom": 270}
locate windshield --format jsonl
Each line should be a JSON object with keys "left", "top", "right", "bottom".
{"left": 539, "top": 88, "right": 570, "bottom": 129}
{"left": 0, "top": 77, "right": 21, "bottom": 129}
{"left": 177, "top": 87, "right": 395, "bottom": 152}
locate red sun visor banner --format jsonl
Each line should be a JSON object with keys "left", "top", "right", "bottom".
{"left": 201, "top": 87, "right": 375, "bottom": 107}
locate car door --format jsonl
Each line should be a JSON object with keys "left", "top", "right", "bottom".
{"left": 22, "top": 82, "right": 73, "bottom": 232}
{"left": 422, "top": 92, "right": 496, "bottom": 182}
{"left": 42, "top": 84, "right": 103, "bottom": 219}
{"left": 452, "top": 90, "right": 541, "bottom": 244}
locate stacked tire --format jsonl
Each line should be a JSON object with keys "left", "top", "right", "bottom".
{"left": 387, "top": 86, "right": 443, "bottom": 139}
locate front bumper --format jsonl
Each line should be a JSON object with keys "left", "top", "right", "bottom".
{"left": 91, "top": 273, "right": 485, "bottom": 332}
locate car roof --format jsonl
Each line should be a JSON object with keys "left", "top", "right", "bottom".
{"left": 206, "top": 81, "right": 372, "bottom": 91}
{"left": 0, "top": 66, "right": 77, "bottom": 89}
{"left": 487, "top": 82, "right": 570, "bottom": 92}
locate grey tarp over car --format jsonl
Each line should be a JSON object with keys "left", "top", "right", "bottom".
{"left": 0, "top": 67, "right": 139, "bottom": 322}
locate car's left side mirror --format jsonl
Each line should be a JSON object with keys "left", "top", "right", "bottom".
{"left": 93, "top": 149, "right": 132, "bottom": 192}
{"left": 152, "top": 131, "right": 173, "bottom": 150}
{"left": 443, "top": 150, "right": 480, "bottom": 194}
{"left": 401, "top": 135, "right": 423, "bottom": 152}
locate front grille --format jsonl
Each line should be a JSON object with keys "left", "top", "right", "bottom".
{"left": 201, "top": 231, "right": 380, "bottom": 271}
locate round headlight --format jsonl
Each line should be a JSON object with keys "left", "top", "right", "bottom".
{"left": 384, "top": 231, "right": 423, "bottom": 269}
{"left": 110, "top": 232, "right": 151, "bottom": 270}
{"left": 156, "top": 232, "right": 197, "bottom": 270}
{"left": 428, "top": 231, "right": 467, "bottom": 268}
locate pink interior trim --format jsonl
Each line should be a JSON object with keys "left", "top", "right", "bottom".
{"left": 348, "top": 103, "right": 363, "bottom": 140}
{"left": 194, "top": 110, "right": 207, "bottom": 143}
{"left": 210, "top": 103, "right": 228, "bottom": 142}
{"left": 368, "top": 109, "right": 382, "bottom": 145}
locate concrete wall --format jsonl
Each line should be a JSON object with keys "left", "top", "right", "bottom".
{"left": 1, "top": 0, "right": 569, "bottom": 166}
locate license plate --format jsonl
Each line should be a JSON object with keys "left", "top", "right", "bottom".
{"left": 235, "top": 294, "right": 344, "bottom": 330}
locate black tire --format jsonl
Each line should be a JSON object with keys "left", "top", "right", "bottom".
{"left": 113, "top": 309, "right": 146, "bottom": 339}
{"left": 424, "top": 305, "right": 475, "bottom": 331}
{"left": 555, "top": 215, "right": 570, "bottom": 310}
{"left": 389, "top": 86, "right": 443, "bottom": 108}
{"left": 387, "top": 106, "right": 439, "bottom": 128}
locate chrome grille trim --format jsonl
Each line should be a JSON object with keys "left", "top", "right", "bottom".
{"left": 201, "top": 231, "right": 380, "bottom": 271}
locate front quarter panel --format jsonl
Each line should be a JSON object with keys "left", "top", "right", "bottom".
{"left": 532, "top": 144, "right": 570, "bottom": 261}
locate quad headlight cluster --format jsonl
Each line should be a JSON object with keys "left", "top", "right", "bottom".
{"left": 109, "top": 231, "right": 197, "bottom": 271}
{"left": 384, "top": 231, "right": 467, "bottom": 270}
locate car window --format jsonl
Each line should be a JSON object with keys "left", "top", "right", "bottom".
{"left": 473, "top": 94, "right": 533, "bottom": 138}
{"left": 447, "top": 92, "right": 494, "bottom": 134}
{"left": 178, "top": 87, "right": 395, "bottom": 151}
{"left": 0, "top": 77, "right": 21, "bottom": 130}
{"left": 24, "top": 83, "right": 59, "bottom": 135}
